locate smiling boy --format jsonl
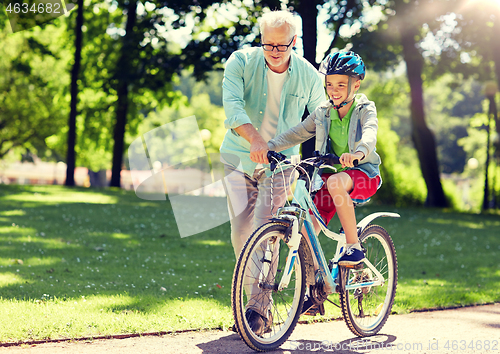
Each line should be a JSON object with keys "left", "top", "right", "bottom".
{"left": 256, "top": 51, "right": 382, "bottom": 268}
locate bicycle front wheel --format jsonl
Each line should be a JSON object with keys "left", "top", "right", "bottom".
{"left": 339, "top": 224, "right": 398, "bottom": 337}
{"left": 231, "top": 222, "right": 306, "bottom": 352}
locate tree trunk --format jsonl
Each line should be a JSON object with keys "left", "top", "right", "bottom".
{"left": 65, "top": 0, "right": 83, "bottom": 187}
{"left": 110, "top": 1, "right": 137, "bottom": 188}
{"left": 483, "top": 102, "right": 492, "bottom": 210}
{"left": 492, "top": 9, "right": 500, "bottom": 96}
{"left": 491, "top": 14, "right": 500, "bottom": 140}
{"left": 110, "top": 81, "right": 129, "bottom": 188}
{"left": 400, "top": 25, "right": 448, "bottom": 207}
{"left": 295, "top": 1, "right": 318, "bottom": 68}
{"left": 293, "top": 1, "right": 319, "bottom": 158}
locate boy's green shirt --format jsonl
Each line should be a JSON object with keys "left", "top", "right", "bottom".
{"left": 327, "top": 99, "right": 357, "bottom": 172}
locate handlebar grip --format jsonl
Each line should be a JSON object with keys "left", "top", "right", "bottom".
{"left": 267, "top": 150, "right": 286, "bottom": 162}
{"left": 321, "top": 153, "right": 359, "bottom": 167}
{"left": 322, "top": 153, "right": 340, "bottom": 166}
{"left": 267, "top": 151, "right": 287, "bottom": 171}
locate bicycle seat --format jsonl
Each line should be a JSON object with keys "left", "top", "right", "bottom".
{"left": 352, "top": 197, "right": 371, "bottom": 208}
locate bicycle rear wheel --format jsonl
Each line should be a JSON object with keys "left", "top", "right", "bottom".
{"left": 232, "top": 222, "right": 306, "bottom": 352}
{"left": 339, "top": 224, "right": 397, "bottom": 337}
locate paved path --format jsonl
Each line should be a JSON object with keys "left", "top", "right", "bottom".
{"left": 1, "top": 304, "right": 499, "bottom": 353}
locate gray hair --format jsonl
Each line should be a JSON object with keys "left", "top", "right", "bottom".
{"left": 259, "top": 10, "right": 297, "bottom": 39}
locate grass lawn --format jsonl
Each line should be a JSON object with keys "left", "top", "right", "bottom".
{"left": 0, "top": 184, "right": 499, "bottom": 343}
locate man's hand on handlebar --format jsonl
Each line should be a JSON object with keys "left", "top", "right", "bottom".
{"left": 249, "top": 136, "right": 269, "bottom": 164}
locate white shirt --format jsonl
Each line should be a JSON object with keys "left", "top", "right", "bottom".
{"left": 259, "top": 69, "right": 288, "bottom": 142}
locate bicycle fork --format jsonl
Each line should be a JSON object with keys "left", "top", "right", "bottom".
{"left": 276, "top": 216, "right": 300, "bottom": 291}
{"left": 259, "top": 215, "right": 301, "bottom": 291}
{"left": 257, "top": 216, "right": 300, "bottom": 291}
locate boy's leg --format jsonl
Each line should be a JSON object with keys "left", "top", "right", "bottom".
{"left": 326, "top": 172, "right": 358, "bottom": 244}
{"left": 327, "top": 170, "right": 381, "bottom": 266}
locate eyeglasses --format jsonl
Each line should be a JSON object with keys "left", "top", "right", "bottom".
{"left": 261, "top": 37, "right": 294, "bottom": 52}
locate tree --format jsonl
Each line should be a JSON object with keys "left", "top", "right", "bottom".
{"left": 452, "top": 1, "right": 500, "bottom": 144}
{"left": 65, "top": 0, "right": 84, "bottom": 186}
{"left": 396, "top": 2, "right": 448, "bottom": 207}
{"left": 109, "top": 0, "right": 138, "bottom": 187}
{"left": 287, "top": 0, "right": 386, "bottom": 157}
{"left": 96, "top": 1, "right": 262, "bottom": 187}
{"left": 349, "top": 0, "right": 455, "bottom": 207}
{"left": 430, "top": 0, "right": 500, "bottom": 208}
{"left": 291, "top": 0, "right": 382, "bottom": 68}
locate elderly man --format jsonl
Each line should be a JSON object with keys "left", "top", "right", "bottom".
{"left": 220, "top": 10, "right": 324, "bottom": 334}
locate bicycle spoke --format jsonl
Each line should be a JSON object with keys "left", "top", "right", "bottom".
{"left": 340, "top": 225, "right": 397, "bottom": 337}
{"left": 232, "top": 223, "right": 305, "bottom": 350}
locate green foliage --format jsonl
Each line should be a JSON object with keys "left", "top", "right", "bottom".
{"left": 126, "top": 90, "right": 226, "bottom": 170}
{"left": 0, "top": 8, "right": 8, "bottom": 30}
{"left": 351, "top": 25, "right": 401, "bottom": 72}
{"left": 53, "top": 1, "right": 259, "bottom": 175}
{"left": 375, "top": 118, "right": 426, "bottom": 206}
{"left": 457, "top": 99, "right": 500, "bottom": 212}
{"left": 441, "top": 178, "right": 465, "bottom": 211}
{"left": 360, "top": 70, "right": 494, "bottom": 210}
{"left": 362, "top": 72, "right": 426, "bottom": 206}
{"left": 176, "top": 70, "right": 223, "bottom": 106}
{"left": 428, "top": 3, "right": 500, "bottom": 87}
{"left": 423, "top": 75, "right": 485, "bottom": 175}
{"left": 0, "top": 21, "right": 69, "bottom": 160}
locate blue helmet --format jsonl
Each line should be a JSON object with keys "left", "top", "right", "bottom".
{"left": 319, "top": 51, "right": 365, "bottom": 80}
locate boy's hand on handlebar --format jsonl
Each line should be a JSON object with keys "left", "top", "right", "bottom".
{"left": 249, "top": 136, "right": 269, "bottom": 164}
{"left": 340, "top": 152, "right": 364, "bottom": 168}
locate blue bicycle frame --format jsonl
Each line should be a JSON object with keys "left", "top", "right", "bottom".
{"left": 275, "top": 162, "right": 399, "bottom": 295}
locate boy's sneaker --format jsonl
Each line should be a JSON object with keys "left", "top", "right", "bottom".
{"left": 338, "top": 248, "right": 365, "bottom": 267}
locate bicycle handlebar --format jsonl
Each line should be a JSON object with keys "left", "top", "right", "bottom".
{"left": 267, "top": 151, "right": 288, "bottom": 171}
{"left": 317, "top": 153, "right": 359, "bottom": 167}
{"left": 267, "top": 150, "right": 287, "bottom": 162}
{"left": 267, "top": 150, "right": 358, "bottom": 171}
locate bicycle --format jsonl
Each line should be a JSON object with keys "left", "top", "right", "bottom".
{"left": 231, "top": 150, "right": 399, "bottom": 351}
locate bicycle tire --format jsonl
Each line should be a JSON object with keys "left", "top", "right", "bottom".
{"left": 231, "top": 222, "right": 306, "bottom": 352}
{"left": 339, "top": 224, "right": 398, "bottom": 337}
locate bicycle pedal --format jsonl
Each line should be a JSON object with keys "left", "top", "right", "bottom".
{"left": 341, "top": 262, "right": 364, "bottom": 270}
{"left": 303, "top": 304, "right": 323, "bottom": 316}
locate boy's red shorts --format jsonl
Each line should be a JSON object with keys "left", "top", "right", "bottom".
{"left": 312, "top": 170, "right": 381, "bottom": 225}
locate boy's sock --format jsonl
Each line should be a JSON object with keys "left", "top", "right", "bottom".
{"left": 347, "top": 242, "right": 363, "bottom": 251}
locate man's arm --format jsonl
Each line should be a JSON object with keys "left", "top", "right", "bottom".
{"left": 222, "top": 53, "right": 253, "bottom": 130}
{"left": 267, "top": 110, "right": 317, "bottom": 152}
{"left": 234, "top": 124, "right": 269, "bottom": 164}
